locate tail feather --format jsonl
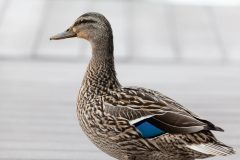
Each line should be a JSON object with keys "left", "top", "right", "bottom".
{"left": 187, "top": 143, "right": 235, "bottom": 156}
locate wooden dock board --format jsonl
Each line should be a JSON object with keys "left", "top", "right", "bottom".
{"left": 0, "top": 62, "right": 239, "bottom": 159}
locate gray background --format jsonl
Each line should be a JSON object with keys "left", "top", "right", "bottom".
{"left": 0, "top": 0, "right": 239, "bottom": 159}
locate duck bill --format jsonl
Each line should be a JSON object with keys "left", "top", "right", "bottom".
{"left": 50, "top": 30, "right": 76, "bottom": 40}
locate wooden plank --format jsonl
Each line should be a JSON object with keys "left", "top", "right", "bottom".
{"left": 0, "top": 62, "right": 239, "bottom": 160}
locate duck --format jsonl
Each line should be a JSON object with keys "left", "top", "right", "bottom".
{"left": 50, "top": 12, "right": 235, "bottom": 160}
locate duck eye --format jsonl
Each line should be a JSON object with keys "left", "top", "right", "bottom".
{"left": 80, "top": 19, "right": 89, "bottom": 24}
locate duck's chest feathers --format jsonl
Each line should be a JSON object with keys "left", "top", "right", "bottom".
{"left": 77, "top": 96, "right": 115, "bottom": 136}
{"left": 77, "top": 97, "right": 103, "bottom": 129}
{"left": 77, "top": 95, "right": 141, "bottom": 139}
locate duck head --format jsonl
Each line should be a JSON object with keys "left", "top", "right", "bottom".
{"left": 50, "top": 12, "right": 113, "bottom": 43}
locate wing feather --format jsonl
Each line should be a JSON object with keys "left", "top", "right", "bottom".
{"left": 104, "top": 87, "right": 223, "bottom": 134}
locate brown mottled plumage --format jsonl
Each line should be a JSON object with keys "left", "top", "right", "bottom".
{"left": 50, "top": 12, "right": 235, "bottom": 160}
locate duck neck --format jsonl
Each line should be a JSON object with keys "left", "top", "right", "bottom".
{"left": 80, "top": 36, "right": 121, "bottom": 97}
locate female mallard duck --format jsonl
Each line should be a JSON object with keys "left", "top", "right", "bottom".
{"left": 50, "top": 12, "right": 235, "bottom": 160}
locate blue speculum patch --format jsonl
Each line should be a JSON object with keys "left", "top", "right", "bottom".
{"left": 134, "top": 118, "right": 166, "bottom": 138}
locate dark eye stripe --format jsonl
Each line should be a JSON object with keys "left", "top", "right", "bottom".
{"left": 74, "top": 19, "right": 96, "bottom": 26}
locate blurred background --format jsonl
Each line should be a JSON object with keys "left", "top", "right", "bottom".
{"left": 0, "top": 0, "right": 239, "bottom": 159}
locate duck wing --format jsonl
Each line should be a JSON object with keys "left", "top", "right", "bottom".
{"left": 104, "top": 87, "right": 223, "bottom": 137}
